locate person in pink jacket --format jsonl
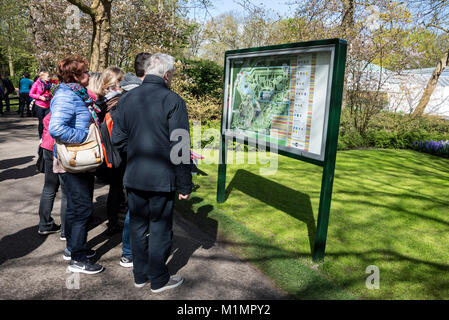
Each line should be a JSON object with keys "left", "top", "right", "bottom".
{"left": 37, "top": 112, "right": 67, "bottom": 239}
{"left": 29, "top": 71, "right": 53, "bottom": 139}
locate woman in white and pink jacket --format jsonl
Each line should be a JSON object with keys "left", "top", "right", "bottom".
{"left": 29, "top": 71, "right": 53, "bottom": 139}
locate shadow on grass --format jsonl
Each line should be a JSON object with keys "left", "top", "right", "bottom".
{"left": 224, "top": 169, "right": 316, "bottom": 255}
{"left": 338, "top": 149, "right": 449, "bottom": 178}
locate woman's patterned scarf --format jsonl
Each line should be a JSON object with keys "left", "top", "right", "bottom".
{"left": 41, "top": 79, "right": 52, "bottom": 92}
{"left": 65, "top": 82, "right": 101, "bottom": 127}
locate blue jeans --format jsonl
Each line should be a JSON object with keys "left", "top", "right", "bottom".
{"left": 122, "top": 210, "right": 132, "bottom": 258}
{"left": 60, "top": 171, "right": 95, "bottom": 262}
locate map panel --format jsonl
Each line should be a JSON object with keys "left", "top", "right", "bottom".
{"left": 226, "top": 50, "right": 331, "bottom": 158}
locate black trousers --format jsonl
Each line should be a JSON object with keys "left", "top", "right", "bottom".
{"left": 106, "top": 166, "right": 125, "bottom": 228}
{"left": 127, "top": 188, "right": 175, "bottom": 289}
{"left": 18, "top": 93, "right": 30, "bottom": 116}
{"left": 0, "top": 95, "right": 10, "bottom": 113}
{"left": 4, "top": 94, "right": 10, "bottom": 112}
{"left": 38, "top": 149, "right": 67, "bottom": 233}
{"left": 60, "top": 171, "right": 95, "bottom": 262}
{"left": 35, "top": 106, "right": 50, "bottom": 139}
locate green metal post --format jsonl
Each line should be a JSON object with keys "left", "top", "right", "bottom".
{"left": 217, "top": 51, "right": 229, "bottom": 204}
{"left": 217, "top": 134, "right": 227, "bottom": 203}
{"left": 312, "top": 40, "right": 347, "bottom": 262}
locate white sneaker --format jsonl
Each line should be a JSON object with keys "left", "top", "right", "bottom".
{"left": 151, "top": 275, "right": 184, "bottom": 293}
{"left": 134, "top": 280, "right": 149, "bottom": 288}
{"left": 119, "top": 256, "right": 133, "bottom": 268}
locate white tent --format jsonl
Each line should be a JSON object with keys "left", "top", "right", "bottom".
{"left": 346, "top": 62, "right": 449, "bottom": 119}
{"left": 386, "top": 68, "right": 449, "bottom": 119}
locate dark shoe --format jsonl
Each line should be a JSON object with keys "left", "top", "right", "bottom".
{"left": 107, "top": 224, "right": 122, "bottom": 236}
{"left": 151, "top": 275, "right": 184, "bottom": 293}
{"left": 38, "top": 224, "right": 61, "bottom": 235}
{"left": 63, "top": 248, "right": 96, "bottom": 261}
{"left": 68, "top": 260, "right": 104, "bottom": 274}
{"left": 119, "top": 256, "right": 133, "bottom": 268}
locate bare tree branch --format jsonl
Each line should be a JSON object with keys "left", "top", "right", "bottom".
{"left": 66, "top": 0, "right": 94, "bottom": 16}
{"left": 426, "top": 23, "right": 449, "bottom": 33}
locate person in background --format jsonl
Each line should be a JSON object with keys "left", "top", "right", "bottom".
{"left": 111, "top": 53, "right": 192, "bottom": 292}
{"left": 94, "top": 66, "right": 125, "bottom": 236}
{"left": 37, "top": 112, "right": 67, "bottom": 240}
{"left": 118, "top": 52, "right": 152, "bottom": 268}
{"left": 49, "top": 74, "right": 59, "bottom": 86}
{"left": 18, "top": 73, "right": 34, "bottom": 117}
{"left": 0, "top": 75, "right": 5, "bottom": 116}
{"left": 87, "top": 72, "right": 102, "bottom": 102}
{"left": 1, "top": 73, "right": 15, "bottom": 114}
{"left": 30, "top": 71, "right": 53, "bottom": 139}
{"left": 49, "top": 55, "right": 103, "bottom": 275}
{"left": 49, "top": 74, "right": 60, "bottom": 96}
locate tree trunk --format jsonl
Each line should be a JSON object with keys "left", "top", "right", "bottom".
{"left": 170, "top": 0, "right": 176, "bottom": 48}
{"left": 341, "top": 0, "right": 354, "bottom": 34}
{"left": 99, "top": 1, "right": 112, "bottom": 71}
{"left": 7, "top": 44, "right": 14, "bottom": 77}
{"left": 412, "top": 49, "right": 449, "bottom": 118}
{"left": 67, "top": 0, "right": 112, "bottom": 72}
{"left": 5, "top": 19, "right": 15, "bottom": 77}
{"left": 158, "top": 0, "right": 163, "bottom": 12}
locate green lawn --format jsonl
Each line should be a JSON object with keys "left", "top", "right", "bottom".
{"left": 176, "top": 148, "right": 449, "bottom": 299}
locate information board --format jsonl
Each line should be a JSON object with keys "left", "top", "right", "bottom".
{"left": 222, "top": 46, "right": 335, "bottom": 161}
{"left": 217, "top": 39, "right": 347, "bottom": 262}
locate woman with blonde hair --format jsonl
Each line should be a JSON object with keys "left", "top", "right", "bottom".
{"left": 86, "top": 72, "right": 102, "bottom": 102}
{"left": 29, "top": 71, "right": 53, "bottom": 138}
{"left": 95, "top": 66, "right": 126, "bottom": 236}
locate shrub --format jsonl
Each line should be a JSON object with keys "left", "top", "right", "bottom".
{"left": 338, "top": 130, "right": 367, "bottom": 150}
{"left": 337, "top": 108, "right": 449, "bottom": 151}
{"left": 172, "top": 60, "right": 222, "bottom": 123}
{"left": 181, "top": 58, "right": 223, "bottom": 99}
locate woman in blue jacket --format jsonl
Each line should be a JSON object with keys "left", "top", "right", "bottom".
{"left": 49, "top": 56, "right": 103, "bottom": 275}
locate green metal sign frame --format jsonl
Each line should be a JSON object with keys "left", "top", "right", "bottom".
{"left": 216, "top": 38, "right": 347, "bottom": 262}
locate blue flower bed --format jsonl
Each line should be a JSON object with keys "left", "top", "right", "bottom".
{"left": 412, "top": 140, "right": 449, "bottom": 158}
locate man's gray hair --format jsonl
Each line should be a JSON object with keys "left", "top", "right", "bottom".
{"left": 145, "top": 53, "right": 175, "bottom": 78}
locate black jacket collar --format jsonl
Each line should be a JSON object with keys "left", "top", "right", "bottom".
{"left": 143, "top": 74, "right": 167, "bottom": 88}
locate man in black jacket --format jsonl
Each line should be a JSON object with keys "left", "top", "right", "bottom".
{"left": 111, "top": 53, "right": 192, "bottom": 293}
{"left": 1, "top": 74, "right": 15, "bottom": 113}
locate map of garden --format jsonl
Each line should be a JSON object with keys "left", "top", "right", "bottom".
{"left": 230, "top": 63, "right": 291, "bottom": 134}
{"left": 229, "top": 54, "right": 317, "bottom": 151}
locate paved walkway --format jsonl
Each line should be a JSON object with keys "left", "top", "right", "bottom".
{"left": 0, "top": 113, "right": 289, "bottom": 300}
